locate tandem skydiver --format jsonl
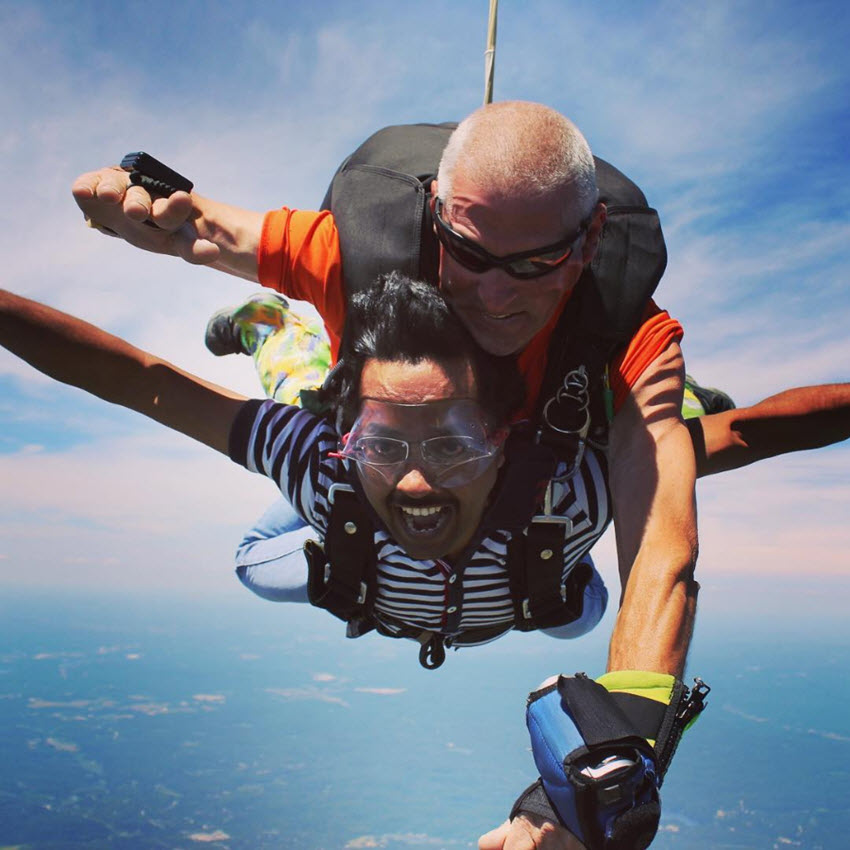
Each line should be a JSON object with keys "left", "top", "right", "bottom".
{"left": 71, "top": 101, "right": 849, "bottom": 849}
{"left": 2, "top": 273, "right": 703, "bottom": 850}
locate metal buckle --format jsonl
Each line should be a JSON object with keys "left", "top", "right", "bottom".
{"left": 539, "top": 367, "right": 592, "bottom": 482}
{"left": 542, "top": 366, "right": 591, "bottom": 436}
{"left": 678, "top": 678, "right": 711, "bottom": 726}
{"left": 524, "top": 514, "right": 573, "bottom": 534}
{"left": 328, "top": 482, "right": 355, "bottom": 504}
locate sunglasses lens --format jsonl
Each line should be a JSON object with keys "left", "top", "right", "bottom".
{"left": 505, "top": 247, "right": 575, "bottom": 279}
{"left": 438, "top": 217, "right": 577, "bottom": 280}
{"left": 436, "top": 228, "right": 492, "bottom": 272}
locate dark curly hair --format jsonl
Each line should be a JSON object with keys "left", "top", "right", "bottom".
{"left": 328, "top": 272, "right": 525, "bottom": 432}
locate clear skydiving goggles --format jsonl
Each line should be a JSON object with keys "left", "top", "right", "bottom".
{"left": 335, "top": 398, "right": 506, "bottom": 487}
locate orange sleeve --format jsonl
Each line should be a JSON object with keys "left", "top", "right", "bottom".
{"left": 257, "top": 208, "right": 346, "bottom": 360}
{"left": 609, "top": 300, "right": 684, "bottom": 413}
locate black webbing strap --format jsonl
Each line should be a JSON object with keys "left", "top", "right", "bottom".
{"left": 557, "top": 675, "right": 654, "bottom": 754}
{"left": 306, "top": 484, "right": 376, "bottom": 622}
{"left": 606, "top": 692, "right": 668, "bottom": 744}
{"left": 510, "top": 779, "right": 561, "bottom": 824}
{"left": 507, "top": 520, "right": 592, "bottom": 631}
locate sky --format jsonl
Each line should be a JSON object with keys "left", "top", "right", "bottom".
{"left": 1, "top": 0, "right": 849, "bottom": 607}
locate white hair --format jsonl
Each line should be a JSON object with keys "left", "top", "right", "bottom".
{"left": 437, "top": 101, "right": 598, "bottom": 221}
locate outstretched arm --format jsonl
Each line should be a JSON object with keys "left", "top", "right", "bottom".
{"left": 607, "top": 341, "right": 699, "bottom": 677}
{"left": 72, "top": 166, "right": 264, "bottom": 281}
{"left": 479, "top": 344, "right": 698, "bottom": 850}
{"left": 694, "top": 384, "right": 850, "bottom": 477}
{"left": 0, "top": 289, "right": 247, "bottom": 453}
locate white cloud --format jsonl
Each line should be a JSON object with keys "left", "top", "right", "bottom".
{"left": 0, "top": 429, "right": 274, "bottom": 591}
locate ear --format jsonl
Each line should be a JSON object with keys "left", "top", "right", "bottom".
{"left": 580, "top": 202, "right": 607, "bottom": 266}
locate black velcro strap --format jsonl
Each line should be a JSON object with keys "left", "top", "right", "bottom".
{"left": 508, "top": 522, "right": 591, "bottom": 632}
{"left": 522, "top": 520, "right": 566, "bottom": 621}
{"left": 557, "top": 676, "right": 652, "bottom": 755}
{"left": 307, "top": 486, "right": 375, "bottom": 621}
{"left": 607, "top": 692, "right": 667, "bottom": 743}
{"left": 509, "top": 779, "right": 562, "bottom": 825}
{"left": 604, "top": 678, "right": 689, "bottom": 783}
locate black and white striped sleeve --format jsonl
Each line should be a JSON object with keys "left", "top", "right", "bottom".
{"left": 228, "top": 399, "right": 341, "bottom": 533}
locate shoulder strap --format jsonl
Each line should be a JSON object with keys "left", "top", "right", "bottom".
{"left": 305, "top": 483, "right": 377, "bottom": 635}
{"left": 506, "top": 514, "right": 593, "bottom": 632}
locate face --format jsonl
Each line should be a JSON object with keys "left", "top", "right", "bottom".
{"left": 434, "top": 172, "right": 604, "bottom": 356}
{"left": 347, "top": 358, "right": 504, "bottom": 561}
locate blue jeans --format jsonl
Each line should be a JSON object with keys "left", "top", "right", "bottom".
{"left": 235, "top": 498, "right": 314, "bottom": 602}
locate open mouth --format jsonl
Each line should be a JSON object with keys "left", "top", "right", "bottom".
{"left": 395, "top": 504, "right": 454, "bottom": 538}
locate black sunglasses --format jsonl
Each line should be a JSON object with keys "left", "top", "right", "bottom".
{"left": 433, "top": 197, "right": 588, "bottom": 280}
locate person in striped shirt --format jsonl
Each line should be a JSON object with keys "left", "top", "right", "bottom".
{"left": 229, "top": 273, "right": 612, "bottom": 660}
{"left": 0, "top": 273, "right": 612, "bottom": 655}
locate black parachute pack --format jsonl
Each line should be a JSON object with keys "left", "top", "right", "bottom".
{"left": 320, "top": 121, "right": 668, "bottom": 456}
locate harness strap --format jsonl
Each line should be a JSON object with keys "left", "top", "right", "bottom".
{"left": 507, "top": 516, "right": 592, "bottom": 631}
{"left": 306, "top": 483, "right": 376, "bottom": 623}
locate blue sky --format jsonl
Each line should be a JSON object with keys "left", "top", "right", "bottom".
{"left": 1, "top": 0, "right": 849, "bottom": 599}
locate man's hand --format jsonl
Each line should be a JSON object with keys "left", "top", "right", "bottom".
{"left": 71, "top": 165, "right": 264, "bottom": 280}
{"left": 479, "top": 815, "right": 586, "bottom": 850}
{"left": 72, "top": 166, "right": 219, "bottom": 263}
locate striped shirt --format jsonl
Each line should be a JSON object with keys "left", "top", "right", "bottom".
{"left": 229, "top": 399, "right": 611, "bottom": 641}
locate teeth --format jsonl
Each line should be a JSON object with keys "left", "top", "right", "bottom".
{"left": 400, "top": 505, "right": 445, "bottom": 517}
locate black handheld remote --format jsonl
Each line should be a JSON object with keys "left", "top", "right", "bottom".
{"left": 120, "top": 152, "right": 194, "bottom": 197}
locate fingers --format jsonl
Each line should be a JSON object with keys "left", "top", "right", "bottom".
{"left": 71, "top": 166, "right": 218, "bottom": 263}
{"left": 72, "top": 168, "right": 195, "bottom": 232}
{"left": 172, "top": 221, "right": 221, "bottom": 265}
{"left": 126, "top": 187, "right": 194, "bottom": 228}
{"left": 71, "top": 166, "right": 129, "bottom": 207}
{"left": 150, "top": 191, "right": 194, "bottom": 231}
{"left": 123, "top": 183, "right": 154, "bottom": 221}
{"left": 480, "top": 815, "right": 585, "bottom": 850}
{"left": 478, "top": 819, "right": 511, "bottom": 850}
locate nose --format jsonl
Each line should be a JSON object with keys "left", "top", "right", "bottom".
{"left": 475, "top": 269, "right": 522, "bottom": 314}
{"left": 394, "top": 464, "right": 437, "bottom": 497}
